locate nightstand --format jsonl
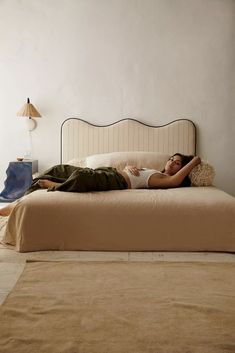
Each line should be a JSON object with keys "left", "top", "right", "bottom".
{"left": 0, "top": 159, "right": 38, "bottom": 202}
{"left": 23, "top": 159, "right": 38, "bottom": 174}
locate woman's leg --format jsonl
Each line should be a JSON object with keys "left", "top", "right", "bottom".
{"left": 37, "top": 180, "right": 62, "bottom": 189}
{"left": 25, "top": 165, "right": 81, "bottom": 195}
{"left": 48, "top": 167, "right": 128, "bottom": 192}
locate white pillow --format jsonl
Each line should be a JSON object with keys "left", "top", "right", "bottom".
{"left": 189, "top": 161, "right": 215, "bottom": 186}
{"left": 67, "top": 158, "right": 86, "bottom": 167}
{"left": 85, "top": 151, "right": 170, "bottom": 171}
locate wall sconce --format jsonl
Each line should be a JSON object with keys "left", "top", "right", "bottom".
{"left": 17, "top": 98, "right": 41, "bottom": 131}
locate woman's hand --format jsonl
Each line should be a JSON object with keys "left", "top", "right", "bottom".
{"left": 192, "top": 156, "right": 201, "bottom": 166}
{"left": 124, "top": 165, "right": 140, "bottom": 176}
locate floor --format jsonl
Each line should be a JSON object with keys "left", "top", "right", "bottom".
{"left": 1, "top": 204, "right": 235, "bottom": 306}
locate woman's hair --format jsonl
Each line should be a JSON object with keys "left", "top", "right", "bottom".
{"left": 163, "top": 153, "right": 194, "bottom": 187}
{"left": 173, "top": 153, "right": 194, "bottom": 168}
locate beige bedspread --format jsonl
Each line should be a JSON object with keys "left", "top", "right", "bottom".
{"left": 2, "top": 187, "right": 235, "bottom": 252}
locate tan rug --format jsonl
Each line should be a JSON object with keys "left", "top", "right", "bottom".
{"left": 0, "top": 261, "right": 235, "bottom": 353}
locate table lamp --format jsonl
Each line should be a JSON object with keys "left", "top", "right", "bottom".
{"left": 17, "top": 98, "right": 41, "bottom": 131}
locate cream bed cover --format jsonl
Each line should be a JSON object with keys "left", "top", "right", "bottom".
{"left": 2, "top": 186, "right": 235, "bottom": 252}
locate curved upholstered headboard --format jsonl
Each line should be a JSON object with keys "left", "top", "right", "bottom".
{"left": 60, "top": 118, "right": 196, "bottom": 163}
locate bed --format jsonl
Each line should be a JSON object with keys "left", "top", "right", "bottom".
{"left": 2, "top": 118, "right": 235, "bottom": 252}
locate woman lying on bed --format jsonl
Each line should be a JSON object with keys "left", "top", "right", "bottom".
{"left": 0, "top": 153, "right": 201, "bottom": 216}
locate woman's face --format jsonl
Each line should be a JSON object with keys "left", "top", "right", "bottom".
{"left": 164, "top": 155, "right": 183, "bottom": 175}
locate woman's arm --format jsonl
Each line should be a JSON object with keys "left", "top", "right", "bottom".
{"left": 149, "top": 156, "right": 201, "bottom": 188}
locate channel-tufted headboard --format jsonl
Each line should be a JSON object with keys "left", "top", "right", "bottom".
{"left": 60, "top": 118, "right": 196, "bottom": 163}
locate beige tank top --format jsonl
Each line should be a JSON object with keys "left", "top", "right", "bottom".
{"left": 125, "top": 168, "right": 161, "bottom": 189}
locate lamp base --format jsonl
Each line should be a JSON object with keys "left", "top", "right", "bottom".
{"left": 26, "top": 118, "right": 36, "bottom": 131}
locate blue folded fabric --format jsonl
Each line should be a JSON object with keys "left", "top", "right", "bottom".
{"left": 0, "top": 162, "right": 32, "bottom": 202}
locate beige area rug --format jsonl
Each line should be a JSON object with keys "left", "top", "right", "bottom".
{"left": 0, "top": 261, "right": 235, "bottom": 353}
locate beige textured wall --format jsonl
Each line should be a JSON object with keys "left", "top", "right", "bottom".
{"left": 0, "top": 0, "right": 234, "bottom": 195}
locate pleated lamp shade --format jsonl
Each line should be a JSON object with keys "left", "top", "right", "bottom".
{"left": 17, "top": 98, "right": 41, "bottom": 118}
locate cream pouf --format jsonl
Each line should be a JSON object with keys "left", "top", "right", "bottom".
{"left": 189, "top": 161, "right": 215, "bottom": 186}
